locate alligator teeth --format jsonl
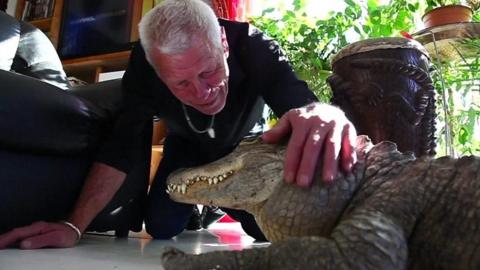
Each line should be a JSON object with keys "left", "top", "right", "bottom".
{"left": 167, "top": 170, "right": 237, "bottom": 194}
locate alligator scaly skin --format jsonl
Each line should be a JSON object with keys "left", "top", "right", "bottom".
{"left": 163, "top": 137, "right": 480, "bottom": 270}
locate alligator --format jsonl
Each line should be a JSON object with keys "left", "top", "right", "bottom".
{"left": 162, "top": 136, "right": 480, "bottom": 270}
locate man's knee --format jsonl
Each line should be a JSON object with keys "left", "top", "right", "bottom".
{"left": 144, "top": 216, "right": 186, "bottom": 239}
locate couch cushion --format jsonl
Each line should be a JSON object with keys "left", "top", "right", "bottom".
{"left": 0, "top": 11, "right": 20, "bottom": 71}
{"left": 0, "top": 70, "right": 109, "bottom": 154}
{"left": 12, "top": 20, "right": 71, "bottom": 89}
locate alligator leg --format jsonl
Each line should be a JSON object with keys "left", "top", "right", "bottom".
{"left": 161, "top": 245, "right": 269, "bottom": 270}
{"left": 161, "top": 209, "right": 408, "bottom": 270}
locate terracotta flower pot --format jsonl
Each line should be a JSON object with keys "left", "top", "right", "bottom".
{"left": 422, "top": 4, "right": 473, "bottom": 28}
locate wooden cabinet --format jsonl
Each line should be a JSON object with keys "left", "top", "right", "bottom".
{"left": 15, "top": 0, "right": 144, "bottom": 83}
{"left": 62, "top": 50, "right": 132, "bottom": 83}
{"left": 15, "top": 0, "right": 64, "bottom": 47}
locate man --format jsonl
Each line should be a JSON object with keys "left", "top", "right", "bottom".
{"left": 0, "top": 0, "right": 356, "bottom": 248}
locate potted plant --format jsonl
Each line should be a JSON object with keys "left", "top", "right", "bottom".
{"left": 422, "top": 0, "right": 478, "bottom": 28}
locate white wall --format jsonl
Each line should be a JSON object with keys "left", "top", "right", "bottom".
{"left": 6, "top": 0, "right": 17, "bottom": 16}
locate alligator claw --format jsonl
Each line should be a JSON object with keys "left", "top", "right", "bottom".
{"left": 161, "top": 247, "right": 190, "bottom": 270}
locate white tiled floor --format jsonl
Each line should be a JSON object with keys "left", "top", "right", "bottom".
{"left": 0, "top": 223, "right": 270, "bottom": 270}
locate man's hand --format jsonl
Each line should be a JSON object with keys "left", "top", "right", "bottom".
{"left": 262, "top": 102, "right": 357, "bottom": 187}
{"left": 0, "top": 221, "right": 79, "bottom": 249}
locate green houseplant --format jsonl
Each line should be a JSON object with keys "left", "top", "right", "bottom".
{"left": 421, "top": 0, "right": 480, "bottom": 156}
{"left": 249, "top": 0, "right": 363, "bottom": 102}
{"left": 250, "top": 0, "right": 479, "bottom": 156}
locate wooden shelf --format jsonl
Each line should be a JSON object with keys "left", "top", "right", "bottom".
{"left": 29, "top": 18, "right": 52, "bottom": 32}
{"left": 62, "top": 50, "right": 132, "bottom": 83}
{"left": 15, "top": 0, "right": 64, "bottom": 47}
{"left": 412, "top": 22, "right": 480, "bottom": 61}
{"left": 15, "top": 0, "right": 143, "bottom": 83}
{"left": 62, "top": 50, "right": 131, "bottom": 71}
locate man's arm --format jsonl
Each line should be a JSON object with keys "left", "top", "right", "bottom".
{"left": 0, "top": 163, "right": 126, "bottom": 249}
{"left": 67, "top": 162, "right": 126, "bottom": 235}
{"left": 243, "top": 25, "right": 357, "bottom": 187}
{"left": 0, "top": 42, "right": 158, "bottom": 249}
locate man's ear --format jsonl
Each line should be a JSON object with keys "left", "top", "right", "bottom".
{"left": 220, "top": 26, "right": 229, "bottom": 58}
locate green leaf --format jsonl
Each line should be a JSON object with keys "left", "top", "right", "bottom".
{"left": 363, "top": 24, "right": 371, "bottom": 33}
{"left": 285, "top": 10, "right": 296, "bottom": 19}
{"left": 261, "top": 8, "right": 275, "bottom": 17}
{"left": 458, "top": 127, "right": 469, "bottom": 144}
{"left": 407, "top": 3, "right": 417, "bottom": 12}
{"left": 344, "top": 0, "right": 357, "bottom": 7}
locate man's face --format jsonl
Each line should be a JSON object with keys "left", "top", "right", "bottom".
{"left": 149, "top": 41, "right": 229, "bottom": 115}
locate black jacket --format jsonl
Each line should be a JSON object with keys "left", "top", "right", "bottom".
{"left": 97, "top": 19, "right": 317, "bottom": 172}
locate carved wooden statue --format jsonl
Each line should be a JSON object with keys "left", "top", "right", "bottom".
{"left": 328, "top": 37, "right": 436, "bottom": 157}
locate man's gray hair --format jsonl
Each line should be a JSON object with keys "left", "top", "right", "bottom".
{"left": 139, "top": 0, "right": 222, "bottom": 59}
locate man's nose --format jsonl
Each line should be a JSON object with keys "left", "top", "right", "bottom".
{"left": 192, "top": 80, "right": 211, "bottom": 100}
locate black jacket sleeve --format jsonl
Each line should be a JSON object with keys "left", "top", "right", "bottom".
{"left": 243, "top": 24, "right": 318, "bottom": 117}
{"left": 95, "top": 44, "right": 158, "bottom": 173}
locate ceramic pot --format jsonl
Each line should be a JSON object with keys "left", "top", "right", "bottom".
{"left": 422, "top": 4, "right": 473, "bottom": 28}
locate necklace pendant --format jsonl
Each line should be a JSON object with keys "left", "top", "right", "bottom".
{"left": 207, "top": 128, "right": 215, "bottom": 139}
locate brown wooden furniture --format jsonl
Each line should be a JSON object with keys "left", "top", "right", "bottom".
{"left": 149, "top": 119, "right": 167, "bottom": 185}
{"left": 15, "top": 0, "right": 64, "bottom": 47}
{"left": 62, "top": 50, "right": 132, "bottom": 83}
{"left": 14, "top": 0, "right": 143, "bottom": 83}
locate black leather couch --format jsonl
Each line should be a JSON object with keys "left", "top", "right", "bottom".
{"left": 0, "top": 11, "right": 150, "bottom": 236}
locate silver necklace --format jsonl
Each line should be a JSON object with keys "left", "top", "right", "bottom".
{"left": 182, "top": 104, "right": 215, "bottom": 139}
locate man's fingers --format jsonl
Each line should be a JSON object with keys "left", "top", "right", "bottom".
{"left": 0, "top": 222, "right": 76, "bottom": 250}
{"left": 261, "top": 113, "right": 291, "bottom": 143}
{"left": 0, "top": 231, "right": 20, "bottom": 249}
{"left": 263, "top": 103, "right": 358, "bottom": 187}
{"left": 341, "top": 124, "right": 357, "bottom": 172}
{"left": 283, "top": 123, "right": 309, "bottom": 184}
{"left": 0, "top": 222, "right": 49, "bottom": 249}
{"left": 295, "top": 128, "right": 325, "bottom": 187}
{"left": 321, "top": 128, "right": 341, "bottom": 183}
{"left": 20, "top": 230, "right": 70, "bottom": 249}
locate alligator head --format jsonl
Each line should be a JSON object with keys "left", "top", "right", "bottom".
{"left": 167, "top": 136, "right": 369, "bottom": 241}
{"left": 167, "top": 137, "right": 285, "bottom": 211}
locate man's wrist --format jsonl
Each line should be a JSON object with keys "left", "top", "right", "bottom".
{"left": 60, "top": 221, "right": 82, "bottom": 241}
